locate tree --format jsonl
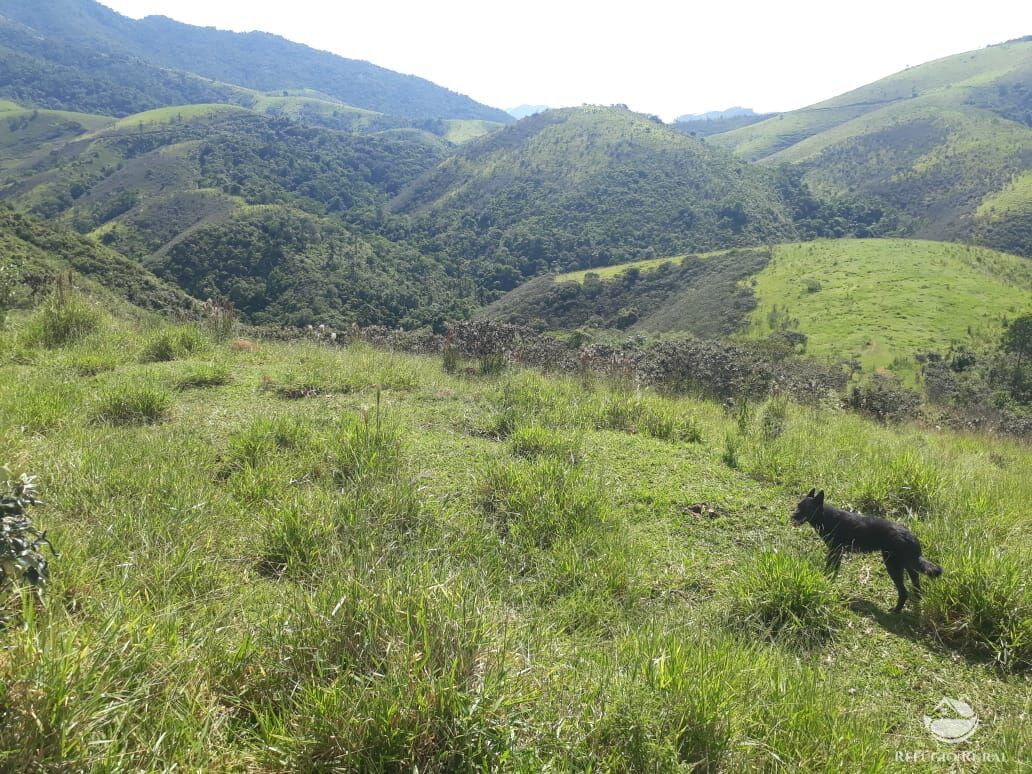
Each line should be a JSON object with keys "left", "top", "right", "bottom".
{"left": 1001, "top": 313, "right": 1032, "bottom": 403}
{"left": 1002, "top": 313, "right": 1032, "bottom": 369}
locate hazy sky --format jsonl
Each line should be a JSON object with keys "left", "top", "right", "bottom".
{"left": 98, "top": 0, "right": 1031, "bottom": 120}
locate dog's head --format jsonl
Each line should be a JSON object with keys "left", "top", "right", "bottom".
{"left": 791, "top": 488, "right": 824, "bottom": 526}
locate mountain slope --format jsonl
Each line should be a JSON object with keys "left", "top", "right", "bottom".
{"left": 484, "top": 238, "right": 1032, "bottom": 377}
{"left": 710, "top": 39, "right": 1032, "bottom": 255}
{"left": 0, "top": 106, "right": 472, "bottom": 326}
{"left": 0, "top": 0, "right": 511, "bottom": 123}
{"left": 390, "top": 106, "right": 805, "bottom": 296}
{"left": 0, "top": 205, "right": 195, "bottom": 313}
{"left": 0, "top": 107, "right": 450, "bottom": 254}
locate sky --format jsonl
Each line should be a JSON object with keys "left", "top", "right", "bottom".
{"left": 98, "top": 0, "right": 1031, "bottom": 120}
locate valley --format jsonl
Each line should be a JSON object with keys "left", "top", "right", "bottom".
{"left": 0, "top": 1, "right": 1028, "bottom": 769}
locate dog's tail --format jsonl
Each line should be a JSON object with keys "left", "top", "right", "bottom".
{"left": 918, "top": 557, "right": 943, "bottom": 577}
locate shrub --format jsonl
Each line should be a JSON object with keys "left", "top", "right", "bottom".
{"left": 847, "top": 374, "right": 921, "bottom": 423}
{"left": 759, "top": 396, "right": 789, "bottom": 441}
{"left": 140, "top": 326, "right": 210, "bottom": 363}
{"left": 0, "top": 467, "right": 52, "bottom": 595}
{"left": 92, "top": 383, "right": 172, "bottom": 426}
{"left": 730, "top": 551, "right": 845, "bottom": 646}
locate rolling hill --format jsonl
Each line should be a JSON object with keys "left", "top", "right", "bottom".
{"left": 0, "top": 107, "right": 450, "bottom": 252}
{"left": 484, "top": 238, "right": 1032, "bottom": 378}
{"left": 389, "top": 106, "right": 808, "bottom": 296}
{"left": 709, "top": 38, "right": 1032, "bottom": 256}
{"left": 0, "top": 0, "right": 511, "bottom": 124}
{"left": 0, "top": 105, "right": 480, "bottom": 327}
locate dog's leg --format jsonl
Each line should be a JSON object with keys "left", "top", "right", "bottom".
{"left": 907, "top": 568, "right": 922, "bottom": 601}
{"left": 825, "top": 549, "right": 843, "bottom": 578}
{"left": 884, "top": 556, "right": 908, "bottom": 613}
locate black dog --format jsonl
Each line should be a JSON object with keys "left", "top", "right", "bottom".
{"left": 792, "top": 489, "right": 942, "bottom": 613}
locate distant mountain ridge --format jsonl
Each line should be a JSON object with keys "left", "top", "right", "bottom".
{"left": 507, "top": 105, "right": 550, "bottom": 120}
{"left": 0, "top": 0, "right": 511, "bottom": 123}
{"left": 675, "top": 107, "right": 757, "bottom": 122}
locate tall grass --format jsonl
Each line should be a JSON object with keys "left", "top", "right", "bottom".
{"left": 24, "top": 292, "right": 103, "bottom": 348}
{"left": 140, "top": 325, "right": 210, "bottom": 362}
{"left": 729, "top": 550, "right": 845, "bottom": 646}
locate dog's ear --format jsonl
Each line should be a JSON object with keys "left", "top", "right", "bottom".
{"left": 815, "top": 490, "right": 825, "bottom": 508}
{"left": 807, "top": 487, "right": 816, "bottom": 498}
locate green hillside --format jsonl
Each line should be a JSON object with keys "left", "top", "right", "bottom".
{"left": 710, "top": 39, "right": 1032, "bottom": 255}
{"left": 0, "top": 0, "right": 512, "bottom": 124}
{"left": 0, "top": 206, "right": 195, "bottom": 314}
{"left": 486, "top": 238, "right": 1032, "bottom": 378}
{"left": 390, "top": 106, "right": 806, "bottom": 295}
{"left": 744, "top": 239, "right": 1032, "bottom": 376}
{"left": 0, "top": 311, "right": 1027, "bottom": 767}
{"left": 0, "top": 107, "right": 450, "bottom": 255}
{"left": 147, "top": 206, "right": 470, "bottom": 328}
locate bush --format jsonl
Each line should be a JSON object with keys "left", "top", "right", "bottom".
{"left": 730, "top": 551, "right": 845, "bottom": 646}
{"left": 0, "top": 467, "right": 52, "bottom": 596}
{"left": 140, "top": 326, "right": 210, "bottom": 363}
{"left": 847, "top": 374, "right": 921, "bottom": 423}
{"left": 92, "top": 383, "right": 172, "bottom": 426}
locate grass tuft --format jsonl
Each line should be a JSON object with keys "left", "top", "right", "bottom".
{"left": 729, "top": 550, "right": 845, "bottom": 646}
{"left": 92, "top": 383, "right": 172, "bottom": 426}
{"left": 174, "top": 362, "right": 231, "bottom": 390}
{"left": 140, "top": 326, "right": 210, "bottom": 363}
{"left": 25, "top": 294, "right": 103, "bottom": 348}
{"left": 508, "top": 425, "right": 582, "bottom": 464}
{"left": 922, "top": 540, "right": 1031, "bottom": 670}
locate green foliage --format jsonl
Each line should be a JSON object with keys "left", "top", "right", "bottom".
{"left": 0, "top": 467, "right": 51, "bottom": 594}
{"left": 92, "top": 382, "right": 172, "bottom": 425}
{"left": 729, "top": 551, "right": 845, "bottom": 646}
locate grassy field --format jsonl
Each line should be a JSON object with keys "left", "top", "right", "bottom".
{"left": 745, "top": 239, "right": 1032, "bottom": 377}
{"left": 556, "top": 253, "right": 694, "bottom": 283}
{"left": 0, "top": 303, "right": 1028, "bottom": 769}
{"left": 111, "top": 104, "right": 250, "bottom": 130}
{"left": 549, "top": 238, "right": 1031, "bottom": 379}
{"left": 441, "top": 119, "right": 505, "bottom": 144}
